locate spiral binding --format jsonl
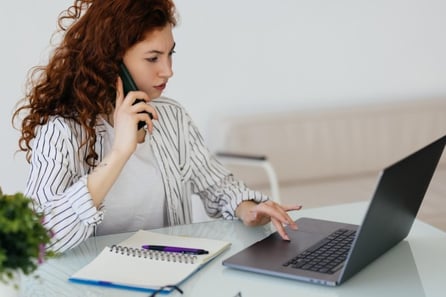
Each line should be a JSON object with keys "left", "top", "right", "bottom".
{"left": 109, "top": 245, "right": 198, "bottom": 264}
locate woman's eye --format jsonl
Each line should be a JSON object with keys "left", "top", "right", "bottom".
{"left": 145, "top": 57, "right": 158, "bottom": 63}
{"left": 169, "top": 50, "right": 176, "bottom": 56}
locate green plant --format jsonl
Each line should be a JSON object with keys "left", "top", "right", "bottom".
{"left": 0, "top": 187, "right": 54, "bottom": 283}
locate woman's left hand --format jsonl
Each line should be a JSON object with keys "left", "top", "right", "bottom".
{"left": 235, "top": 200, "right": 302, "bottom": 241}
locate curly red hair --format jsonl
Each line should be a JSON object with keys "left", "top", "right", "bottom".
{"left": 13, "top": 0, "right": 177, "bottom": 166}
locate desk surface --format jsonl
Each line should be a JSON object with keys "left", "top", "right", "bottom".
{"left": 21, "top": 202, "right": 446, "bottom": 297}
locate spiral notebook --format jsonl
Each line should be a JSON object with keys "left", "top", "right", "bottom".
{"left": 69, "top": 230, "right": 231, "bottom": 293}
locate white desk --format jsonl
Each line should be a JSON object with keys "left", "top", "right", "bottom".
{"left": 21, "top": 202, "right": 446, "bottom": 297}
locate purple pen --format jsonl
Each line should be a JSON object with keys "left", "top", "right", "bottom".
{"left": 141, "top": 245, "right": 209, "bottom": 255}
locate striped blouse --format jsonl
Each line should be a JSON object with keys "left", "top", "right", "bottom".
{"left": 25, "top": 97, "right": 268, "bottom": 252}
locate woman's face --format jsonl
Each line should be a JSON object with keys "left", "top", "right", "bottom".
{"left": 123, "top": 25, "right": 175, "bottom": 100}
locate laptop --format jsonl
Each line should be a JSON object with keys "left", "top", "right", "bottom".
{"left": 223, "top": 134, "right": 446, "bottom": 286}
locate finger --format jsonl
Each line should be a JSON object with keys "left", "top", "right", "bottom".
{"left": 275, "top": 204, "right": 300, "bottom": 230}
{"left": 281, "top": 204, "right": 303, "bottom": 212}
{"left": 131, "top": 104, "right": 158, "bottom": 123}
{"left": 130, "top": 102, "right": 154, "bottom": 113}
{"left": 124, "top": 91, "right": 150, "bottom": 105}
{"left": 136, "top": 113, "right": 154, "bottom": 133}
{"left": 280, "top": 205, "right": 302, "bottom": 230}
{"left": 271, "top": 217, "right": 290, "bottom": 241}
{"left": 256, "top": 201, "right": 293, "bottom": 225}
{"left": 248, "top": 210, "right": 271, "bottom": 226}
{"left": 142, "top": 105, "right": 158, "bottom": 120}
{"left": 115, "top": 77, "right": 124, "bottom": 108}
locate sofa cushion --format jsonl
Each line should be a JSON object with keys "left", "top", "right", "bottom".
{"left": 211, "top": 98, "right": 446, "bottom": 187}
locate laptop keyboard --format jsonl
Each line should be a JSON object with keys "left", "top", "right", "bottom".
{"left": 283, "top": 228, "right": 356, "bottom": 274}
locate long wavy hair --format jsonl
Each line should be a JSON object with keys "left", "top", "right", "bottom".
{"left": 13, "top": 0, "right": 177, "bottom": 166}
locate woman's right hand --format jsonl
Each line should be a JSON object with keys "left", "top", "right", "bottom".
{"left": 112, "top": 77, "right": 158, "bottom": 157}
{"left": 87, "top": 78, "right": 158, "bottom": 208}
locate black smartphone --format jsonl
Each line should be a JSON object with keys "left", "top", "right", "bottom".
{"left": 118, "top": 63, "right": 153, "bottom": 130}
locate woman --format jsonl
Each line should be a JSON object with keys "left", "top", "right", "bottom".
{"left": 13, "top": 0, "right": 301, "bottom": 253}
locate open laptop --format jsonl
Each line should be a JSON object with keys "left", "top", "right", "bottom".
{"left": 223, "top": 135, "right": 446, "bottom": 286}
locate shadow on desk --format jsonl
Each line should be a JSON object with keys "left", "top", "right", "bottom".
{"left": 333, "top": 241, "right": 425, "bottom": 297}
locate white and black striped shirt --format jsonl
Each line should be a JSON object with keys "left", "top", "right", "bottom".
{"left": 25, "top": 97, "right": 268, "bottom": 252}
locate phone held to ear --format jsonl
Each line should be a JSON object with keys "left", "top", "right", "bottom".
{"left": 118, "top": 63, "right": 153, "bottom": 130}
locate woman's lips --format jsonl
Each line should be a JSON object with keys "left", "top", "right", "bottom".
{"left": 154, "top": 83, "right": 166, "bottom": 91}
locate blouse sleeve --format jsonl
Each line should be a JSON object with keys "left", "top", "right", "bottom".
{"left": 186, "top": 114, "right": 269, "bottom": 219}
{"left": 25, "top": 118, "right": 103, "bottom": 253}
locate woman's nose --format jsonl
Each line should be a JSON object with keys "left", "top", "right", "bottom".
{"left": 159, "top": 59, "right": 173, "bottom": 78}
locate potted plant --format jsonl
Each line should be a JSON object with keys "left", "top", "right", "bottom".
{"left": 0, "top": 187, "right": 54, "bottom": 294}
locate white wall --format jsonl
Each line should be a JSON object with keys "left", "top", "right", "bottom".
{"left": 1, "top": 0, "right": 446, "bottom": 193}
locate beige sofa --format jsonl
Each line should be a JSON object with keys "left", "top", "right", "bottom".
{"left": 209, "top": 98, "right": 446, "bottom": 230}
